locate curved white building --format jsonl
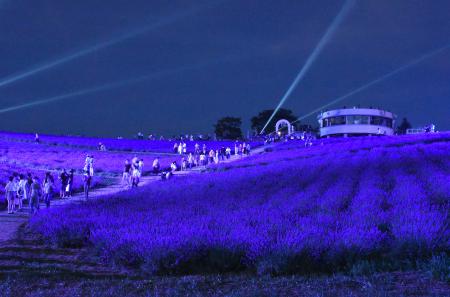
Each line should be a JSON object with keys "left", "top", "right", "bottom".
{"left": 317, "top": 107, "right": 396, "bottom": 137}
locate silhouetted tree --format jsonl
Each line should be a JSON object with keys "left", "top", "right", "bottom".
{"left": 214, "top": 117, "right": 243, "bottom": 140}
{"left": 397, "top": 117, "right": 412, "bottom": 134}
{"left": 251, "top": 108, "right": 297, "bottom": 134}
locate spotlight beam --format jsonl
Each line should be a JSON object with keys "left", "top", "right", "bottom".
{"left": 291, "top": 43, "right": 450, "bottom": 124}
{"left": 0, "top": 1, "right": 221, "bottom": 89}
{"left": 0, "top": 54, "right": 243, "bottom": 114}
{"left": 259, "top": 0, "right": 355, "bottom": 134}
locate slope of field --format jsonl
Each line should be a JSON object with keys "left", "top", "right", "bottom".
{"left": 30, "top": 133, "right": 450, "bottom": 276}
{"left": 0, "top": 131, "right": 262, "bottom": 154}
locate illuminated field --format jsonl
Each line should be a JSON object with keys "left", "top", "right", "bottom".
{"left": 29, "top": 133, "right": 450, "bottom": 275}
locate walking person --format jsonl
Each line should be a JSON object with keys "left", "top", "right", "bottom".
{"left": 59, "top": 169, "right": 69, "bottom": 198}
{"left": 17, "top": 174, "right": 27, "bottom": 211}
{"left": 26, "top": 173, "right": 33, "bottom": 203}
{"left": 152, "top": 158, "right": 160, "bottom": 174}
{"left": 122, "top": 159, "right": 132, "bottom": 187}
{"left": 226, "top": 147, "right": 231, "bottom": 159}
{"left": 43, "top": 173, "right": 54, "bottom": 208}
{"left": 208, "top": 149, "right": 215, "bottom": 164}
{"left": 12, "top": 174, "right": 20, "bottom": 212}
{"left": 187, "top": 153, "right": 194, "bottom": 169}
{"left": 83, "top": 170, "right": 91, "bottom": 200}
{"left": 66, "top": 169, "right": 74, "bottom": 197}
{"left": 5, "top": 177, "right": 16, "bottom": 214}
{"left": 29, "top": 177, "right": 42, "bottom": 214}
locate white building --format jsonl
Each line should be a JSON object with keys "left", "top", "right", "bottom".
{"left": 317, "top": 107, "right": 396, "bottom": 137}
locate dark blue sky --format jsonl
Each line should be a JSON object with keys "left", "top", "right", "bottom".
{"left": 0, "top": 0, "right": 449, "bottom": 137}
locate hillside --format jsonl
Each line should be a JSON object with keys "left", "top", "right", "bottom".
{"left": 29, "top": 133, "right": 450, "bottom": 276}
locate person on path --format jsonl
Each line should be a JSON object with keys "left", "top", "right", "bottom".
{"left": 66, "top": 169, "right": 74, "bottom": 197}
{"left": 12, "top": 175, "right": 20, "bottom": 211}
{"left": 26, "top": 173, "right": 33, "bottom": 203}
{"left": 138, "top": 159, "right": 144, "bottom": 175}
{"left": 83, "top": 171, "right": 91, "bottom": 200}
{"left": 29, "top": 177, "right": 42, "bottom": 214}
{"left": 199, "top": 153, "right": 206, "bottom": 166}
{"left": 59, "top": 169, "right": 69, "bottom": 198}
{"left": 131, "top": 157, "right": 140, "bottom": 187}
{"left": 208, "top": 149, "right": 215, "bottom": 164}
{"left": 43, "top": 173, "right": 54, "bottom": 208}
{"left": 5, "top": 177, "right": 16, "bottom": 214}
{"left": 122, "top": 160, "right": 132, "bottom": 187}
{"left": 187, "top": 153, "right": 194, "bottom": 169}
{"left": 226, "top": 147, "right": 231, "bottom": 159}
{"left": 17, "top": 174, "right": 27, "bottom": 210}
{"left": 152, "top": 158, "right": 160, "bottom": 174}
{"left": 170, "top": 161, "right": 178, "bottom": 172}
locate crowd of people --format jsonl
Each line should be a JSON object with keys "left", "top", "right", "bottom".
{"left": 4, "top": 169, "right": 75, "bottom": 215}
{"left": 4, "top": 141, "right": 254, "bottom": 214}
{"left": 122, "top": 157, "right": 144, "bottom": 188}
{"left": 4, "top": 154, "right": 95, "bottom": 215}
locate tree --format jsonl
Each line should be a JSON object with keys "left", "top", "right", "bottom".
{"left": 251, "top": 108, "right": 297, "bottom": 134}
{"left": 214, "top": 117, "right": 243, "bottom": 140}
{"left": 397, "top": 117, "right": 412, "bottom": 134}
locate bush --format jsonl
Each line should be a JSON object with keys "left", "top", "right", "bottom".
{"left": 422, "top": 253, "right": 450, "bottom": 282}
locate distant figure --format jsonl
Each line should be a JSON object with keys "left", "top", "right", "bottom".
{"left": 29, "top": 177, "right": 42, "bottom": 214}
{"left": 5, "top": 176, "right": 16, "bottom": 214}
{"left": 152, "top": 158, "right": 160, "bottom": 174}
{"left": 122, "top": 160, "right": 132, "bottom": 187}
{"left": 173, "top": 143, "right": 178, "bottom": 153}
{"left": 59, "top": 169, "right": 69, "bottom": 198}
{"left": 35, "top": 133, "right": 40, "bottom": 143}
{"left": 182, "top": 143, "right": 187, "bottom": 154}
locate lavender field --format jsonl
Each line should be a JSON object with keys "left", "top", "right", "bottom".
{"left": 30, "top": 133, "right": 449, "bottom": 275}
{"left": 0, "top": 131, "right": 262, "bottom": 154}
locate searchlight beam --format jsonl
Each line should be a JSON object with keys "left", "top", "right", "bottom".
{"left": 291, "top": 43, "right": 450, "bottom": 124}
{"left": 260, "top": 0, "right": 355, "bottom": 134}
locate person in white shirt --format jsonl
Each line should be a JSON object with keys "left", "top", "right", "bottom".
{"left": 152, "top": 158, "right": 160, "bottom": 174}
{"left": 5, "top": 176, "right": 16, "bottom": 214}
{"left": 17, "top": 174, "right": 27, "bottom": 210}
{"left": 170, "top": 161, "right": 178, "bottom": 172}
{"left": 226, "top": 147, "right": 231, "bottom": 159}
{"left": 138, "top": 159, "right": 144, "bottom": 176}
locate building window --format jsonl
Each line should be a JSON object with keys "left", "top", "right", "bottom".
{"left": 371, "top": 116, "right": 392, "bottom": 128}
{"left": 346, "top": 115, "right": 370, "bottom": 125}
{"left": 324, "top": 116, "right": 346, "bottom": 126}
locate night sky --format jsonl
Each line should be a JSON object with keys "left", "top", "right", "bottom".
{"left": 0, "top": 0, "right": 449, "bottom": 137}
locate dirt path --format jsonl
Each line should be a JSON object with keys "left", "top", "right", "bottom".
{"left": 0, "top": 175, "right": 158, "bottom": 243}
